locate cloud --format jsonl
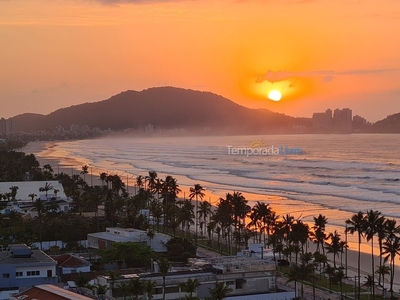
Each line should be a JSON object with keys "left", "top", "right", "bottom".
{"left": 256, "top": 68, "right": 400, "bottom": 83}
{"left": 91, "top": 0, "right": 185, "bottom": 4}
{"left": 322, "top": 75, "right": 335, "bottom": 83}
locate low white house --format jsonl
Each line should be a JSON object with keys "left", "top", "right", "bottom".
{"left": 87, "top": 227, "right": 169, "bottom": 252}
{"left": 0, "top": 181, "right": 71, "bottom": 215}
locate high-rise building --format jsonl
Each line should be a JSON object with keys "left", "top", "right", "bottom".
{"left": 353, "top": 115, "right": 370, "bottom": 130}
{"left": 333, "top": 108, "right": 352, "bottom": 131}
{"left": 312, "top": 109, "right": 333, "bottom": 130}
{"left": 0, "top": 118, "right": 13, "bottom": 135}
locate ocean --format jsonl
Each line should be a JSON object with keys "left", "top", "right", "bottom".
{"left": 33, "top": 133, "right": 400, "bottom": 253}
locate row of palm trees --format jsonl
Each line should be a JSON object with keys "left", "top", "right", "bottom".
{"left": 0, "top": 181, "right": 57, "bottom": 203}
{"left": 121, "top": 170, "right": 400, "bottom": 299}
{"left": 346, "top": 210, "right": 400, "bottom": 299}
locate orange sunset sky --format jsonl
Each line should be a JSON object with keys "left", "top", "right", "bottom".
{"left": 1, "top": 0, "right": 399, "bottom": 122}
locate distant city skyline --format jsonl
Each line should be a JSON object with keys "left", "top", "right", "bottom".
{"left": 1, "top": 0, "right": 400, "bottom": 122}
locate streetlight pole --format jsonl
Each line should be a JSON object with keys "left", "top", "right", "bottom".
{"left": 345, "top": 224, "right": 348, "bottom": 278}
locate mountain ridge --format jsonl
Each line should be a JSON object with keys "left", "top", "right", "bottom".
{"left": 9, "top": 86, "right": 400, "bottom": 134}
{"left": 11, "top": 87, "right": 310, "bottom": 134}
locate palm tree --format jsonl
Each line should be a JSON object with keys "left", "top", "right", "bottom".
{"left": 207, "top": 281, "right": 232, "bottom": 300}
{"left": 143, "top": 280, "right": 156, "bottom": 300}
{"left": 136, "top": 175, "right": 144, "bottom": 191}
{"left": 117, "top": 281, "right": 131, "bottom": 300}
{"left": 229, "top": 191, "right": 250, "bottom": 249}
{"left": 325, "top": 230, "right": 344, "bottom": 269}
{"left": 34, "top": 198, "right": 47, "bottom": 249}
{"left": 256, "top": 201, "right": 273, "bottom": 244}
{"left": 364, "top": 209, "right": 384, "bottom": 299}
{"left": 28, "top": 193, "right": 37, "bottom": 203}
{"left": 93, "top": 284, "right": 109, "bottom": 300}
{"left": 146, "top": 171, "right": 158, "bottom": 194}
{"left": 363, "top": 275, "right": 375, "bottom": 300}
{"left": 324, "top": 263, "right": 336, "bottom": 293}
{"left": 161, "top": 175, "right": 181, "bottom": 205}
{"left": 99, "top": 172, "right": 108, "bottom": 187}
{"left": 247, "top": 206, "right": 261, "bottom": 243}
{"left": 285, "top": 264, "right": 302, "bottom": 299}
{"left": 149, "top": 198, "right": 163, "bottom": 229}
{"left": 9, "top": 186, "right": 18, "bottom": 203}
{"left": 346, "top": 211, "right": 365, "bottom": 299}
{"left": 212, "top": 197, "right": 233, "bottom": 254}
{"left": 189, "top": 184, "right": 205, "bottom": 249}
{"left": 290, "top": 220, "right": 310, "bottom": 254}
{"left": 376, "top": 217, "right": 387, "bottom": 285}
{"left": 375, "top": 265, "right": 390, "bottom": 298}
{"left": 313, "top": 251, "right": 328, "bottom": 274}
{"left": 43, "top": 163, "right": 54, "bottom": 173}
{"left": 198, "top": 200, "right": 212, "bottom": 236}
{"left": 384, "top": 218, "right": 400, "bottom": 241}
{"left": 81, "top": 165, "right": 89, "bottom": 183}
{"left": 312, "top": 214, "right": 328, "bottom": 255}
{"left": 157, "top": 257, "right": 171, "bottom": 300}
{"left": 147, "top": 229, "right": 155, "bottom": 247}
{"left": 178, "top": 199, "right": 195, "bottom": 237}
{"left": 39, "top": 182, "right": 53, "bottom": 200}
{"left": 179, "top": 278, "right": 200, "bottom": 299}
{"left": 86, "top": 186, "right": 105, "bottom": 231}
{"left": 289, "top": 252, "right": 316, "bottom": 300}
{"left": 381, "top": 236, "right": 400, "bottom": 299}
{"left": 106, "top": 270, "right": 119, "bottom": 293}
{"left": 129, "top": 277, "right": 144, "bottom": 299}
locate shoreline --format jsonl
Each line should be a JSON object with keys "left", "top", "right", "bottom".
{"left": 20, "top": 140, "right": 400, "bottom": 290}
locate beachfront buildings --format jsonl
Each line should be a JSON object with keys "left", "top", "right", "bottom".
{"left": 312, "top": 108, "right": 353, "bottom": 132}
{"left": 0, "top": 118, "right": 13, "bottom": 135}
{"left": 0, "top": 244, "right": 58, "bottom": 300}
{"left": 87, "top": 227, "right": 170, "bottom": 253}
{"left": 312, "top": 109, "right": 333, "bottom": 130}
{"left": 95, "top": 255, "right": 293, "bottom": 300}
{"left": 0, "top": 180, "right": 72, "bottom": 216}
{"left": 333, "top": 108, "right": 352, "bottom": 131}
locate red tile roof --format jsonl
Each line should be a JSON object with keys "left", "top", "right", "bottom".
{"left": 13, "top": 284, "right": 93, "bottom": 300}
{"left": 53, "top": 254, "right": 91, "bottom": 268}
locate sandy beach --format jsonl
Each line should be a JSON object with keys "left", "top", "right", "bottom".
{"left": 20, "top": 140, "right": 400, "bottom": 292}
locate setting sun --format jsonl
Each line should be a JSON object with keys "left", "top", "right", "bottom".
{"left": 268, "top": 90, "right": 282, "bottom": 101}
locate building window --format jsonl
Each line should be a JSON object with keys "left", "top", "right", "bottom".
{"left": 235, "top": 279, "right": 246, "bottom": 289}
{"left": 165, "top": 286, "right": 179, "bottom": 294}
{"left": 15, "top": 272, "right": 23, "bottom": 277}
{"left": 226, "top": 281, "right": 235, "bottom": 286}
{"left": 27, "top": 271, "right": 40, "bottom": 276}
{"left": 2, "top": 273, "right": 10, "bottom": 279}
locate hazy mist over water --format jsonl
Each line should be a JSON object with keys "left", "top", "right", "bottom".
{"left": 36, "top": 134, "right": 400, "bottom": 251}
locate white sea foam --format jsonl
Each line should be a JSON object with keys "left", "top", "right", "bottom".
{"left": 36, "top": 134, "right": 400, "bottom": 250}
